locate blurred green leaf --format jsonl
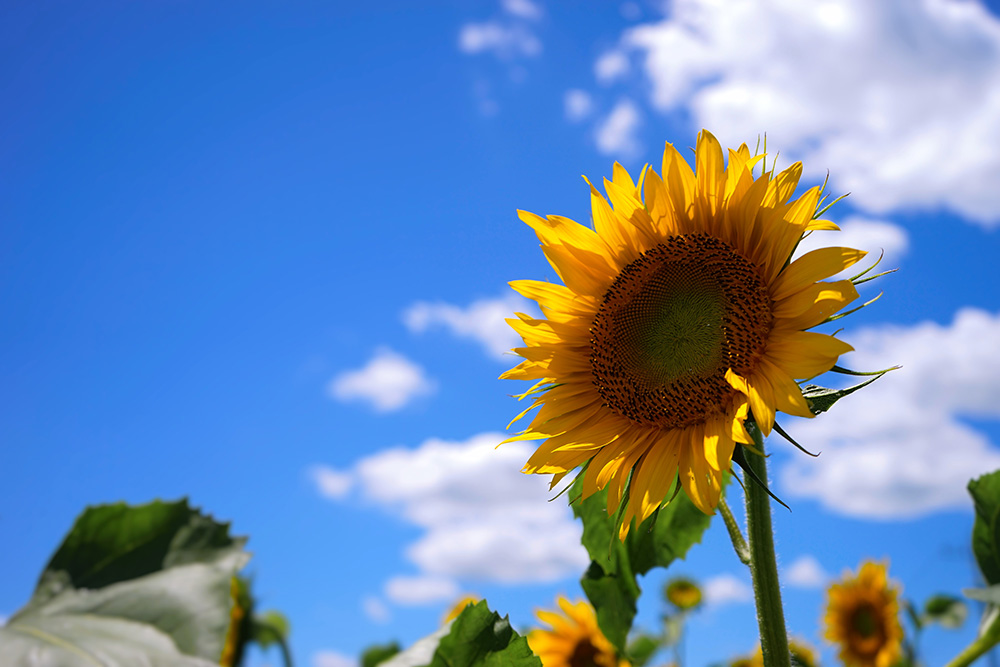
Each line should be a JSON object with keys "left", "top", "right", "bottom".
{"left": 0, "top": 499, "right": 249, "bottom": 666}
{"left": 361, "top": 641, "right": 402, "bottom": 667}
{"left": 252, "top": 610, "right": 291, "bottom": 649}
{"left": 626, "top": 633, "right": 663, "bottom": 667}
{"left": 964, "top": 585, "right": 1000, "bottom": 605}
{"left": 428, "top": 600, "right": 541, "bottom": 667}
{"left": 970, "top": 471, "right": 1000, "bottom": 586}
{"left": 923, "top": 594, "right": 968, "bottom": 629}
{"left": 570, "top": 474, "right": 713, "bottom": 654}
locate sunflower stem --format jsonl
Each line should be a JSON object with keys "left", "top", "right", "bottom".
{"left": 945, "top": 610, "right": 1000, "bottom": 667}
{"left": 744, "top": 422, "right": 791, "bottom": 667}
{"left": 718, "top": 497, "right": 750, "bottom": 566}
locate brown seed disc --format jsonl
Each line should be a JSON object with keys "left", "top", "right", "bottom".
{"left": 590, "top": 233, "right": 772, "bottom": 428}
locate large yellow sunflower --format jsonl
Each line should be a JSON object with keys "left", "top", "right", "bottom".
{"left": 502, "top": 130, "right": 864, "bottom": 538}
{"left": 824, "top": 561, "right": 903, "bottom": 667}
{"left": 528, "top": 596, "right": 624, "bottom": 667}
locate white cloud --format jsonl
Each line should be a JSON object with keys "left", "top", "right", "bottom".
{"left": 310, "top": 465, "right": 354, "bottom": 499}
{"left": 793, "top": 216, "right": 909, "bottom": 281}
{"left": 595, "top": 99, "right": 642, "bottom": 156}
{"left": 704, "top": 573, "right": 753, "bottom": 606}
{"left": 312, "top": 651, "right": 357, "bottom": 667}
{"left": 617, "top": 0, "right": 1000, "bottom": 226}
{"left": 781, "top": 308, "right": 1000, "bottom": 518}
{"left": 595, "top": 50, "right": 630, "bottom": 84}
{"left": 385, "top": 575, "right": 459, "bottom": 606}
{"left": 310, "top": 432, "right": 589, "bottom": 584}
{"left": 565, "top": 89, "right": 594, "bottom": 122}
{"left": 784, "top": 555, "right": 830, "bottom": 588}
{"left": 327, "top": 348, "right": 435, "bottom": 412}
{"left": 363, "top": 595, "right": 391, "bottom": 624}
{"left": 503, "top": 0, "right": 543, "bottom": 21}
{"left": 403, "top": 293, "right": 533, "bottom": 361}
{"left": 458, "top": 21, "right": 541, "bottom": 59}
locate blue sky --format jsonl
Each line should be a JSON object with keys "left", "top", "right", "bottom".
{"left": 3, "top": 1, "right": 1000, "bottom": 666}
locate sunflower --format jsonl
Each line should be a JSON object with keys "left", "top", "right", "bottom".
{"left": 665, "top": 577, "right": 703, "bottom": 610}
{"left": 502, "top": 130, "right": 863, "bottom": 538}
{"left": 824, "top": 561, "right": 903, "bottom": 667}
{"left": 528, "top": 596, "right": 624, "bottom": 667}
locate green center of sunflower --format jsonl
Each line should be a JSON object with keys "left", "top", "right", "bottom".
{"left": 590, "top": 233, "right": 772, "bottom": 428}
{"left": 851, "top": 605, "right": 879, "bottom": 638}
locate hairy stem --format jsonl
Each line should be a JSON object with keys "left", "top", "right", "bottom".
{"left": 719, "top": 496, "right": 751, "bottom": 566}
{"left": 744, "top": 423, "right": 791, "bottom": 667}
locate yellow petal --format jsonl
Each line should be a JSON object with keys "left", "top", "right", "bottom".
{"left": 772, "top": 247, "right": 867, "bottom": 301}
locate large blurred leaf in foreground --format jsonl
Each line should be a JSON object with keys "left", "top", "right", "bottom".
{"left": 0, "top": 499, "right": 249, "bottom": 666}
{"left": 570, "top": 474, "right": 714, "bottom": 654}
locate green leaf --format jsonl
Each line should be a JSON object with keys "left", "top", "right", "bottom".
{"left": 801, "top": 375, "right": 883, "bottom": 416}
{"left": 969, "top": 471, "right": 1000, "bottom": 586}
{"left": 252, "top": 610, "right": 291, "bottom": 648}
{"left": 428, "top": 600, "right": 541, "bottom": 667}
{"left": 1, "top": 499, "right": 249, "bottom": 666}
{"left": 570, "top": 474, "right": 713, "bottom": 654}
{"left": 922, "top": 594, "right": 968, "bottom": 629}
{"left": 963, "top": 585, "right": 1000, "bottom": 605}
{"left": 626, "top": 633, "right": 663, "bottom": 667}
{"left": 361, "top": 641, "right": 402, "bottom": 667}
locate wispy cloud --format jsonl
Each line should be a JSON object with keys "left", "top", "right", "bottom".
{"left": 362, "top": 595, "right": 391, "bottom": 624}
{"left": 704, "top": 573, "right": 753, "bottom": 606}
{"left": 403, "top": 293, "right": 532, "bottom": 361}
{"left": 564, "top": 89, "right": 594, "bottom": 122}
{"left": 384, "top": 575, "right": 460, "bottom": 606}
{"left": 613, "top": 0, "right": 1000, "bottom": 225}
{"left": 595, "top": 50, "right": 630, "bottom": 84}
{"left": 327, "top": 348, "right": 435, "bottom": 412}
{"left": 312, "top": 651, "right": 357, "bottom": 667}
{"left": 502, "top": 0, "right": 543, "bottom": 21}
{"left": 458, "top": 21, "right": 541, "bottom": 59}
{"left": 781, "top": 308, "right": 1000, "bottom": 518}
{"left": 784, "top": 555, "right": 831, "bottom": 589}
{"left": 595, "top": 99, "right": 642, "bottom": 157}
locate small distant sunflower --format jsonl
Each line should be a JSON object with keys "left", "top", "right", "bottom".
{"left": 665, "top": 577, "right": 703, "bottom": 610}
{"left": 441, "top": 594, "right": 480, "bottom": 624}
{"left": 824, "top": 561, "right": 903, "bottom": 667}
{"left": 503, "top": 130, "right": 863, "bottom": 538}
{"left": 528, "top": 596, "right": 624, "bottom": 667}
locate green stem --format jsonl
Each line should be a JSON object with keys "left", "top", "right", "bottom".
{"left": 945, "top": 608, "right": 1000, "bottom": 667}
{"left": 744, "top": 422, "right": 791, "bottom": 667}
{"left": 719, "top": 496, "right": 751, "bottom": 566}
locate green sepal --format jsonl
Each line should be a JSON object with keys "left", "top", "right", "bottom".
{"left": 732, "top": 445, "right": 789, "bottom": 511}
{"left": 773, "top": 421, "right": 819, "bottom": 457}
{"left": 570, "top": 473, "right": 713, "bottom": 655}
{"left": 801, "top": 374, "right": 885, "bottom": 415}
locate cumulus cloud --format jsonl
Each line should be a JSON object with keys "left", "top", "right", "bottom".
{"left": 781, "top": 308, "right": 1000, "bottom": 518}
{"left": 385, "top": 575, "right": 459, "bottom": 606}
{"left": 595, "top": 99, "right": 642, "bottom": 156}
{"left": 565, "top": 89, "right": 594, "bottom": 122}
{"left": 363, "top": 596, "right": 391, "bottom": 624}
{"left": 784, "top": 555, "right": 831, "bottom": 588}
{"left": 458, "top": 21, "right": 541, "bottom": 59}
{"left": 309, "top": 432, "right": 589, "bottom": 585}
{"left": 595, "top": 50, "right": 630, "bottom": 84}
{"left": 327, "top": 348, "right": 435, "bottom": 412}
{"left": 793, "top": 216, "right": 909, "bottom": 281}
{"left": 613, "top": 0, "right": 1000, "bottom": 226}
{"left": 313, "top": 651, "right": 357, "bottom": 667}
{"left": 704, "top": 573, "right": 753, "bottom": 606}
{"left": 403, "top": 293, "right": 533, "bottom": 361}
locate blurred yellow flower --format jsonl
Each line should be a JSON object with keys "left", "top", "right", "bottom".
{"left": 528, "top": 596, "right": 625, "bottom": 667}
{"left": 665, "top": 577, "right": 703, "bottom": 610}
{"left": 441, "top": 594, "right": 480, "bottom": 624}
{"left": 824, "top": 561, "right": 903, "bottom": 667}
{"left": 504, "top": 130, "right": 862, "bottom": 538}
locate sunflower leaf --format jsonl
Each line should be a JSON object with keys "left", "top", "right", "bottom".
{"left": 1, "top": 499, "right": 248, "bottom": 666}
{"left": 570, "top": 475, "right": 713, "bottom": 655}
{"left": 969, "top": 471, "right": 1000, "bottom": 586}
{"left": 427, "top": 600, "right": 540, "bottom": 667}
{"left": 922, "top": 594, "right": 968, "bottom": 629}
